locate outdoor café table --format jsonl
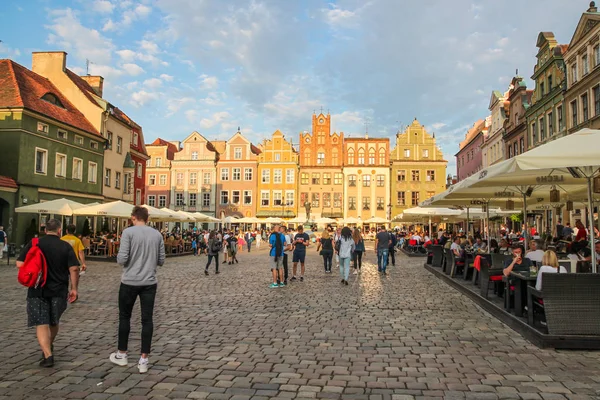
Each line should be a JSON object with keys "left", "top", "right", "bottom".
{"left": 508, "top": 270, "right": 537, "bottom": 317}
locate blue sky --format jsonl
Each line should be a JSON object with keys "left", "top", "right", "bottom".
{"left": 0, "top": 0, "right": 587, "bottom": 174}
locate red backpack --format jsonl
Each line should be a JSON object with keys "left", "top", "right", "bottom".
{"left": 18, "top": 238, "right": 48, "bottom": 288}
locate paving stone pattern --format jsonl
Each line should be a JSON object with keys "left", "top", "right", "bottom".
{"left": 1, "top": 245, "right": 599, "bottom": 400}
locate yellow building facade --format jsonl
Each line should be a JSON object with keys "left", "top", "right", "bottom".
{"left": 257, "top": 130, "right": 299, "bottom": 218}
{"left": 390, "top": 119, "right": 447, "bottom": 218}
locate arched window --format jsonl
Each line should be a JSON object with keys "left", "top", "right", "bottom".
{"left": 317, "top": 147, "right": 325, "bottom": 165}
{"left": 41, "top": 93, "right": 65, "bottom": 108}
{"left": 358, "top": 149, "right": 365, "bottom": 165}
{"left": 348, "top": 148, "right": 355, "bottom": 164}
{"left": 378, "top": 149, "right": 386, "bottom": 165}
{"left": 368, "top": 149, "right": 376, "bottom": 165}
{"left": 331, "top": 148, "right": 338, "bottom": 166}
{"left": 303, "top": 149, "right": 311, "bottom": 165}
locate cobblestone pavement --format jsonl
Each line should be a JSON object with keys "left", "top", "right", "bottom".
{"left": 1, "top": 245, "right": 600, "bottom": 400}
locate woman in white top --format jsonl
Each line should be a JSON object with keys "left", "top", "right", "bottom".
{"left": 336, "top": 227, "right": 356, "bottom": 286}
{"left": 535, "top": 250, "right": 568, "bottom": 291}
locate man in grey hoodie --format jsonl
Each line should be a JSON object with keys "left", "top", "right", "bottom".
{"left": 109, "top": 206, "right": 165, "bottom": 373}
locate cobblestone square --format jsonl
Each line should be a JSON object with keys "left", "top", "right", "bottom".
{"left": 1, "top": 247, "right": 599, "bottom": 399}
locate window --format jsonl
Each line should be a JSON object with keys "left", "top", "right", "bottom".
{"left": 244, "top": 190, "right": 252, "bottom": 205}
{"left": 191, "top": 151, "right": 198, "bottom": 160}
{"left": 221, "top": 168, "right": 229, "bottom": 181}
{"left": 274, "top": 153, "right": 281, "bottom": 162}
{"left": 595, "top": 86, "right": 600, "bottom": 117}
{"left": 583, "top": 54, "right": 589, "bottom": 75}
{"left": 311, "top": 193, "right": 320, "bottom": 208}
{"left": 203, "top": 172, "right": 211, "bottom": 185}
{"left": 105, "top": 168, "right": 111, "bottom": 186}
{"left": 244, "top": 168, "right": 253, "bottom": 181}
{"left": 147, "top": 195, "right": 156, "bottom": 207}
{"left": 362, "top": 196, "right": 370, "bottom": 210}
{"left": 358, "top": 149, "right": 365, "bottom": 165}
{"left": 348, "top": 149, "right": 355, "bottom": 164}
{"left": 571, "top": 100, "right": 578, "bottom": 127}
{"left": 540, "top": 82, "right": 545, "bottom": 97}
{"left": 595, "top": 45, "right": 600, "bottom": 67}
{"left": 116, "top": 136, "right": 123, "bottom": 154}
{"left": 317, "top": 133, "right": 324, "bottom": 145}
{"left": 286, "top": 169, "right": 294, "bottom": 183}
{"left": 411, "top": 192, "right": 420, "bottom": 206}
{"left": 286, "top": 191, "right": 295, "bottom": 206}
{"left": 508, "top": 145, "right": 512, "bottom": 158}
{"left": 156, "top": 157, "right": 162, "bottom": 167}
{"left": 412, "top": 170, "right": 420, "bottom": 181}
{"left": 232, "top": 190, "right": 240, "bottom": 204}
{"left": 377, "top": 197, "right": 384, "bottom": 210}
{"left": 37, "top": 122, "right": 49, "bottom": 134}
{"left": 115, "top": 172, "right": 121, "bottom": 189}
{"left": 234, "top": 147, "right": 242, "bottom": 160}
{"left": 422, "top": 149, "right": 429, "bottom": 158}
{"left": 300, "top": 192, "right": 309, "bottom": 206}
{"left": 176, "top": 193, "right": 184, "bottom": 206}
{"left": 137, "top": 163, "right": 142, "bottom": 178}
{"left": 303, "top": 150, "right": 311, "bottom": 165}
{"left": 188, "top": 193, "right": 197, "bottom": 207}
{"left": 55, "top": 153, "right": 67, "bottom": 177}
{"left": 323, "top": 173, "right": 331, "bottom": 185}
{"left": 149, "top": 174, "right": 156, "bottom": 185}
{"left": 160, "top": 174, "right": 167, "bottom": 185}
{"left": 548, "top": 75, "right": 553, "bottom": 91}
{"left": 427, "top": 191, "right": 435, "bottom": 199}
{"left": 362, "top": 175, "right": 371, "bottom": 187}
{"left": 88, "top": 162, "right": 97, "bottom": 183}
{"left": 312, "top": 173, "right": 320, "bottom": 185}
{"left": 35, "top": 148, "right": 48, "bottom": 175}
{"left": 334, "top": 173, "right": 343, "bottom": 185}
{"left": 106, "top": 131, "right": 113, "bottom": 149}
{"left": 558, "top": 105, "right": 564, "bottom": 131}
{"left": 539, "top": 117, "right": 545, "bottom": 141}
{"left": 332, "top": 149, "right": 338, "bottom": 165}
{"left": 261, "top": 191, "right": 269, "bottom": 206}
{"left": 135, "top": 189, "right": 141, "bottom": 205}
{"left": 273, "top": 191, "right": 282, "bottom": 206}
{"left": 378, "top": 149, "right": 386, "bottom": 165}
{"left": 220, "top": 191, "right": 229, "bottom": 204}
{"left": 146, "top": 159, "right": 151, "bottom": 167}
{"left": 376, "top": 175, "right": 385, "bottom": 187}
{"left": 91, "top": 141, "right": 98, "bottom": 150}
{"left": 158, "top": 195, "right": 167, "bottom": 208}
{"left": 202, "top": 193, "right": 211, "bottom": 207}
{"left": 397, "top": 191, "right": 405, "bottom": 206}
{"left": 262, "top": 169, "right": 270, "bottom": 183}
{"left": 133, "top": 132, "right": 139, "bottom": 146}
{"left": 572, "top": 63, "right": 578, "bottom": 83}
{"left": 368, "top": 149, "right": 375, "bottom": 165}
{"left": 334, "top": 192, "right": 342, "bottom": 208}
{"left": 323, "top": 193, "right": 331, "bottom": 208}
{"left": 582, "top": 93, "right": 589, "bottom": 122}
{"left": 532, "top": 122, "right": 537, "bottom": 144}
{"left": 349, "top": 197, "right": 356, "bottom": 210}
{"left": 397, "top": 170, "right": 406, "bottom": 181}
{"left": 274, "top": 169, "right": 282, "bottom": 184}
{"left": 301, "top": 173, "right": 309, "bottom": 185}
{"left": 513, "top": 142, "right": 518, "bottom": 156}
{"left": 233, "top": 168, "right": 241, "bottom": 181}
{"left": 404, "top": 149, "right": 410, "bottom": 158}
{"left": 349, "top": 175, "right": 357, "bottom": 187}
{"left": 122, "top": 173, "right": 129, "bottom": 194}
{"left": 58, "top": 130, "right": 67, "bottom": 140}
{"left": 176, "top": 173, "right": 184, "bottom": 185}
{"left": 426, "top": 170, "right": 435, "bottom": 182}
{"left": 548, "top": 112, "right": 554, "bottom": 136}
{"left": 317, "top": 152, "right": 325, "bottom": 165}
{"left": 190, "top": 172, "right": 197, "bottom": 185}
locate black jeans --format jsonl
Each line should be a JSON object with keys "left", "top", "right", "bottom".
{"left": 387, "top": 247, "right": 395, "bottom": 265}
{"left": 247, "top": 240, "right": 252, "bottom": 252}
{"left": 205, "top": 254, "right": 219, "bottom": 271}
{"left": 118, "top": 283, "right": 157, "bottom": 354}
{"left": 322, "top": 251, "right": 333, "bottom": 272}
{"left": 282, "top": 253, "right": 289, "bottom": 282}
{"left": 352, "top": 251, "right": 363, "bottom": 270}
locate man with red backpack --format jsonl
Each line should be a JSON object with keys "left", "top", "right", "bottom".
{"left": 17, "top": 219, "right": 80, "bottom": 368}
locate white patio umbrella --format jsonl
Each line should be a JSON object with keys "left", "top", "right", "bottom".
{"left": 175, "top": 210, "right": 198, "bottom": 222}
{"left": 287, "top": 217, "right": 306, "bottom": 224}
{"left": 314, "top": 217, "right": 337, "bottom": 224}
{"left": 222, "top": 216, "right": 240, "bottom": 224}
{"left": 74, "top": 201, "right": 136, "bottom": 218}
{"left": 159, "top": 208, "right": 186, "bottom": 221}
{"left": 190, "top": 212, "right": 220, "bottom": 222}
{"left": 364, "top": 216, "right": 390, "bottom": 224}
{"left": 264, "top": 217, "right": 284, "bottom": 223}
{"left": 342, "top": 216, "right": 362, "bottom": 224}
{"left": 15, "top": 198, "right": 86, "bottom": 216}
{"left": 236, "top": 216, "right": 258, "bottom": 223}
{"left": 400, "top": 207, "right": 462, "bottom": 236}
{"left": 140, "top": 204, "right": 176, "bottom": 221}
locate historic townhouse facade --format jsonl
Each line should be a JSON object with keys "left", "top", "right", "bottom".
{"left": 564, "top": 3, "right": 600, "bottom": 133}
{"left": 257, "top": 130, "right": 298, "bottom": 218}
{"left": 456, "top": 119, "right": 488, "bottom": 181}
{"left": 145, "top": 138, "right": 179, "bottom": 209}
{"left": 482, "top": 91, "right": 508, "bottom": 168}
{"left": 0, "top": 59, "right": 105, "bottom": 245}
{"left": 31, "top": 51, "right": 149, "bottom": 203}
{"left": 299, "top": 113, "right": 344, "bottom": 220}
{"left": 343, "top": 136, "right": 390, "bottom": 221}
{"left": 503, "top": 76, "right": 533, "bottom": 159}
{"left": 390, "top": 119, "right": 447, "bottom": 217}
{"left": 526, "top": 32, "right": 568, "bottom": 150}
{"left": 170, "top": 132, "right": 219, "bottom": 216}
{"left": 215, "top": 130, "right": 260, "bottom": 219}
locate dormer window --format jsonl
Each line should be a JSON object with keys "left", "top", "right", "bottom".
{"left": 41, "top": 93, "right": 65, "bottom": 108}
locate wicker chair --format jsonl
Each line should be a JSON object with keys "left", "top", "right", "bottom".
{"left": 430, "top": 245, "right": 444, "bottom": 268}
{"left": 443, "top": 248, "right": 452, "bottom": 274}
{"left": 479, "top": 260, "right": 504, "bottom": 299}
{"left": 449, "top": 250, "right": 465, "bottom": 278}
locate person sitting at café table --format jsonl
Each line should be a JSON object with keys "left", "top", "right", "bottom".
{"left": 489, "top": 239, "right": 499, "bottom": 254}
{"left": 450, "top": 237, "right": 463, "bottom": 259}
{"left": 525, "top": 239, "right": 545, "bottom": 263}
{"left": 579, "top": 240, "right": 600, "bottom": 267}
{"left": 498, "top": 239, "right": 512, "bottom": 255}
{"left": 473, "top": 237, "right": 487, "bottom": 252}
{"left": 535, "top": 250, "right": 568, "bottom": 291}
{"left": 503, "top": 244, "right": 532, "bottom": 276}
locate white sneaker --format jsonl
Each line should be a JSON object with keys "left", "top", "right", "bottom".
{"left": 109, "top": 352, "right": 128, "bottom": 367}
{"left": 353, "top": 270, "right": 358, "bottom": 275}
{"left": 138, "top": 358, "right": 149, "bottom": 373}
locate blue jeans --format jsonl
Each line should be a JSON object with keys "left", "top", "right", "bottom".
{"left": 377, "top": 248, "right": 389, "bottom": 272}
{"left": 339, "top": 257, "right": 351, "bottom": 281}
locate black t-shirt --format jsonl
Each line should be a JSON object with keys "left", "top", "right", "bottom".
{"left": 293, "top": 233, "right": 310, "bottom": 251}
{"left": 18, "top": 235, "right": 79, "bottom": 298}
{"left": 503, "top": 256, "right": 532, "bottom": 273}
{"left": 320, "top": 237, "right": 333, "bottom": 251}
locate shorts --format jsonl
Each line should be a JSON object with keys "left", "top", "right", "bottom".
{"left": 27, "top": 296, "right": 68, "bottom": 327}
{"left": 293, "top": 251, "right": 306, "bottom": 263}
{"left": 228, "top": 248, "right": 236, "bottom": 257}
{"left": 271, "top": 256, "right": 283, "bottom": 270}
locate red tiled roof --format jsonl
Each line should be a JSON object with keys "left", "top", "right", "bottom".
{"left": 0, "top": 60, "right": 99, "bottom": 136}
{"left": 0, "top": 175, "right": 18, "bottom": 189}
{"left": 148, "top": 138, "right": 179, "bottom": 154}
{"left": 250, "top": 144, "right": 262, "bottom": 155}
{"left": 65, "top": 69, "right": 101, "bottom": 108}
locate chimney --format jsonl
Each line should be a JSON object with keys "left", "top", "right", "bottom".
{"left": 31, "top": 51, "right": 67, "bottom": 77}
{"left": 80, "top": 75, "right": 104, "bottom": 97}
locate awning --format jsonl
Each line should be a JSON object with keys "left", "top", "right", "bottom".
{"left": 322, "top": 211, "right": 343, "bottom": 218}
{"left": 256, "top": 210, "right": 296, "bottom": 218}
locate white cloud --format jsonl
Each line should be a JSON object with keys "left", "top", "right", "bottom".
{"left": 103, "top": 3, "right": 152, "bottom": 31}
{"left": 122, "top": 63, "right": 145, "bottom": 76}
{"left": 160, "top": 74, "right": 174, "bottom": 82}
{"left": 102, "top": 19, "right": 116, "bottom": 32}
{"left": 167, "top": 97, "right": 195, "bottom": 117}
{"left": 116, "top": 49, "right": 137, "bottom": 62}
{"left": 199, "top": 91, "right": 227, "bottom": 106}
{"left": 0, "top": 42, "right": 21, "bottom": 57}
{"left": 497, "top": 37, "right": 510, "bottom": 47}
{"left": 184, "top": 109, "right": 197, "bottom": 122}
{"left": 130, "top": 90, "right": 159, "bottom": 107}
{"left": 139, "top": 40, "right": 159, "bottom": 54}
{"left": 88, "top": 64, "right": 123, "bottom": 80}
{"left": 92, "top": 0, "right": 114, "bottom": 14}
{"left": 199, "top": 111, "right": 231, "bottom": 129}
{"left": 143, "top": 77, "right": 163, "bottom": 89}
{"left": 431, "top": 122, "right": 447, "bottom": 130}
{"left": 200, "top": 75, "right": 219, "bottom": 90}
{"left": 456, "top": 61, "right": 474, "bottom": 72}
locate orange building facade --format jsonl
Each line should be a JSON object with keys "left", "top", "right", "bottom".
{"left": 145, "top": 138, "right": 178, "bottom": 209}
